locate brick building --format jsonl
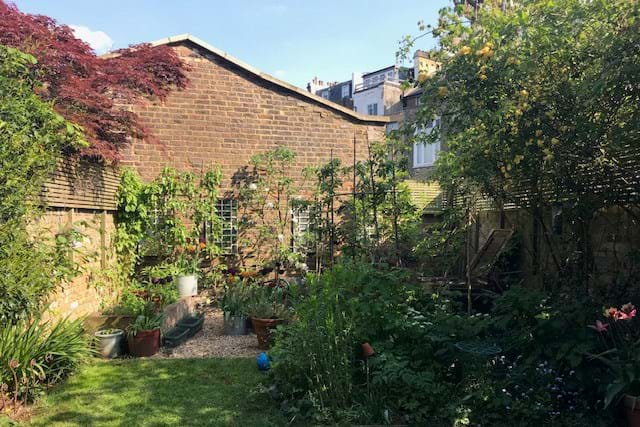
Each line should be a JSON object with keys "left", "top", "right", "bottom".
{"left": 42, "top": 34, "right": 388, "bottom": 318}
{"left": 121, "top": 34, "right": 389, "bottom": 188}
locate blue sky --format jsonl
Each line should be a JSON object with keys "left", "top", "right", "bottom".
{"left": 12, "top": 0, "right": 449, "bottom": 89}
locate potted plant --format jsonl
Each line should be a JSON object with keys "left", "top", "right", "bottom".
{"left": 94, "top": 328, "right": 124, "bottom": 359}
{"left": 174, "top": 241, "right": 206, "bottom": 297}
{"left": 588, "top": 303, "right": 640, "bottom": 425}
{"left": 127, "top": 312, "right": 163, "bottom": 357}
{"left": 220, "top": 284, "right": 249, "bottom": 336}
{"left": 247, "top": 287, "right": 289, "bottom": 349}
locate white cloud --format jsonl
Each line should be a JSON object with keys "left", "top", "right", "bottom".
{"left": 70, "top": 25, "right": 113, "bottom": 54}
{"left": 274, "top": 70, "right": 287, "bottom": 78}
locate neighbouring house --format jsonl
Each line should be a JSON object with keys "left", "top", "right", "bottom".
{"left": 41, "top": 34, "right": 389, "bottom": 318}
{"left": 352, "top": 65, "right": 410, "bottom": 116}
{"left": 308, "top": 75, "right": 358, "bottom": 109}
{"left": 308, "top": 50, "right": 440, "bottom": 119}
{"left": 393, "top": 52, "right": 444, "bottom": 215}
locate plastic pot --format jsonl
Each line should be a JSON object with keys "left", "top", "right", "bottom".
{"left": 177, "top": 275, "right": 198, "bottom": 297}
{"left": 94, "top": 329, "right": 124, "bottom": 359}
{"left": 128, "top": 329, "right": 161, "bottom": 357}
{"left": 223, "top": 313, "right": 248, "bottom": 335}
{"left": 250, "top": 317, "right": 283, "bottom": 349}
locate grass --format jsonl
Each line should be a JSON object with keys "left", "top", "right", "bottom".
{"left": 15, "top": 358, "right": 287, "bottom": 427}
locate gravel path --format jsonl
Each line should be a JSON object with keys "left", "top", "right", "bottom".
{"left": 156, "top": 298, "right": 261, "bottom": 359}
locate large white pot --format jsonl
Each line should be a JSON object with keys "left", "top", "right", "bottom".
{"left": 177, "top": 274, "right": 198, "bottom": 297}
{"left": 94, "top": 329, "right": 124, "bottom": 359}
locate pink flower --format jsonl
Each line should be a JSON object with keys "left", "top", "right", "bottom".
{"left": 621, "top": 303, "right": 636, "bottom": 320}
{"left": 622, "top": 303, "right": 635, "bottom": 313}
{"left": 616, "top": 310, "right": 636, "bottom": 321}
{"left": 588, "top": 320, "right": 609, "bottom": 332}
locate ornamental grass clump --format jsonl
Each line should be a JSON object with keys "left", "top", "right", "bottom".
{"left": 0, "top": 313, "right": 91, "bottom": 411}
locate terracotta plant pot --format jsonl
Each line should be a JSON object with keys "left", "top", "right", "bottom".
{"left": 250, "top": 317, "right": 283, "bottom": 349}
{"left": 128, "top": 329, "right": 160, "bottom": 357}
{"left": 623, "top": 394, "right": 640, "bottom": 427}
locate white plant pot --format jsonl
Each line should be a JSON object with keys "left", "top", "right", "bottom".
{"left": 177, "top": 275, "right": 198, "bottom": 297}
{"left": 94, "top": 329, "right": 124, "bottom": 359}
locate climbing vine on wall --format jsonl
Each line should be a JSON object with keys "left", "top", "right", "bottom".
{"left": 115, "top": 167, "right": 222, "bottom": 279}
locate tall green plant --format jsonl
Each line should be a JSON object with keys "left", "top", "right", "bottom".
{"left": 0, "top": 45, "right": 85, "bottom": 321}
{"left": 270, "top": 262, "right": 415, "bottom": 423}
{"left": 0, "top": 313, "right": 91, "bottom": 406}
{"left": 115, "top": 166, "right": 222, "bottom": 277}
{"left": 236, "top": 146, "right": 304, "bottom": 270}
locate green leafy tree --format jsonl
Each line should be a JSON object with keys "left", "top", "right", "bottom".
{"left": 410, "top": 0, "right": 640, "bottom": 286}
{"left": 0, "top": 45, "right": 85, "bottom": 321}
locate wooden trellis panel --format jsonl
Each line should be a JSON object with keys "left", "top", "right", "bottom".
{"left": 41, "top": 158, "right": 120, "bottom": 211}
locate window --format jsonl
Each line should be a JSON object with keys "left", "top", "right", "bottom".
{"left": 413, "top": 121, "right": 441, "bottom": 168}
{"left": 204, "top": 198, "right": 238, "bottom": 254}
{"left": 291, "top": 206, "right": 314, "bottom": 254}
{"left": 367, "top": 103, "right": 378, "bottom": 115}
{"left": 341, "top": 84, "right": 350, "bottom": 98}
{"left": 321, "top": 91, "right": 329, "bottom": 99}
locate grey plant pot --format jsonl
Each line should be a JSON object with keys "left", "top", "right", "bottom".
{"left": 95, "top": 329, "right": 124, "bottom": 359}
{"left": 177, "top": 275, "right": 198, "bottom": 297}
{"left": 223, "top": 312, "right": 248, "bottom": 335}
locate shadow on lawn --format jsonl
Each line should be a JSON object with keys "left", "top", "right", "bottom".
{"left": 29, "top": 358, "right": 285, "bottom": 427}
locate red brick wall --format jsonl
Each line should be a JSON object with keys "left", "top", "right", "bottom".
{"left": 120, "top": 42, "right": 386, "bottom": 192}
{"left": 38, "top": 208, "right": 117, "bottom": 319}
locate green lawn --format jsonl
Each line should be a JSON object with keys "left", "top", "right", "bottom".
{"left": 20, "top": 358, "right": 287, "bottom": 427}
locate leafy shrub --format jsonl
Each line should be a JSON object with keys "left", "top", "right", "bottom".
{"left": 0, "top": 226, "right": 81, "bottom": 323}
{"left": 369, "top": 286, "right": 610, "bottom": 425}
{"left": 369, "top": 294, "right": 490, "bottom": 424}
{"left": 269, "top": 262, "right": 415, "bottom": 424}
{"left": 271, "top": 263, "right": 613, "bottom": 425}
{"left": 0, "top": 313, "right": 91, "bottom": 406}
{"left": 0, "top": 45, "right": 84, "bottom": 323}
{"left": 246, "top": 285, "right": 291, "bottom": 320}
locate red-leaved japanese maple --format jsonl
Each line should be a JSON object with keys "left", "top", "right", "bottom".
{"left": 0, "top": 1, "right": 188, "bottom": 161}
